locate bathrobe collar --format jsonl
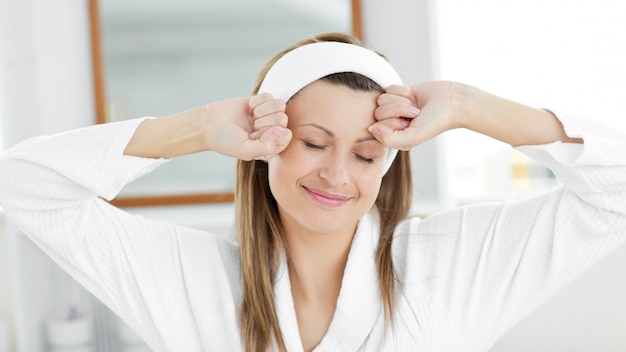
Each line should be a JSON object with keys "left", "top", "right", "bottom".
{"left": 273, "top": 209, "right": 382, "bottom": 351}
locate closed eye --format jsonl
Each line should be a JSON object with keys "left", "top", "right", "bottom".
{"left": 303, "top": 140, "right": 376, "bottom": 164}
{"left": 356, "top": 154, "right": 375, "bottom": 164}
{"left": 303, "top": 141, "right": 326, "bottom": 150}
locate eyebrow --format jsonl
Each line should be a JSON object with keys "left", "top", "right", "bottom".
{"left": 300, "top": 123, "right": 378, "bottom": 143}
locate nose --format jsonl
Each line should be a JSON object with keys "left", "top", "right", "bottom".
{"left": 318, "top": 153, "right": 350, "bottom": 187}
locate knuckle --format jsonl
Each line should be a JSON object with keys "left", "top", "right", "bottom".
{"left": 258, "top": 92, "right": 272, "bottom": 101}
{"left": 373, "top": 107, "right": 382, "bottom": 119}
{"left": 252, "top": 105, "right": 264, "bottom": 118}
{"left": 278, "top": 112, "right": 288, "bottom": 125}
{"left": 388, "top": 84, "right": 404, "bottom": 95}
{"left": 376, "top": 105, "right": 390, "bottom": 117}
{"left": 274, "top": 99, "right": 286, "bottom": 111}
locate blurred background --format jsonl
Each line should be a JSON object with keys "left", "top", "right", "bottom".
{"left": 0, "top": 0, "right": 625, "bottom": 351}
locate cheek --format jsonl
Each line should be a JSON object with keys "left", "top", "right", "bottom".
{"left": 267, "top": 144, "right": 304, "bottom": 194}
{"left": 268, "top": 143, "right": 300, "bottom": 176}
{"left": 352, "top": 158, "right": 386, "bottom": 193}
{"left": 269, "top": 141, "right": 322, "bottom": 177}
{"left": 357, "top": 174, "right": 383, "bottom": 202}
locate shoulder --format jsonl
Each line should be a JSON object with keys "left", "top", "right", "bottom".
{"left": 394, "top": 214, "right": 423, "bottom": 236}
{"left": 390, "top": 206, "right": 495, "bottom": 282}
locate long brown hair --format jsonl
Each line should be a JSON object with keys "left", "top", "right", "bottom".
{"left": 235, "top": 33, "right": 413, "bottom": 352}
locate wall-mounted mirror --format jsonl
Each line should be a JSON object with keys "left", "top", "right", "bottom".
{"left": 89, "top": 0, "right": 362, "bottom": 207}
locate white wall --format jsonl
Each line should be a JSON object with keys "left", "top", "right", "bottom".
{"left": 0, "top": 0, "right": 94, "bottom": 148}
{"left": 0, "top": 0, "right": 95, "bottom": 351}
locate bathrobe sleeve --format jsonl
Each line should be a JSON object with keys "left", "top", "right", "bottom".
{"left": 394, "top": 113, "right": 626, "bottom": 350}
{"left": 0, "top": 119, "right": 242, "bottom": 352}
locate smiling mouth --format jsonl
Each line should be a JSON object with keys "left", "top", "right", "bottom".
{"left": 302, "top": 186, "right": 351, "bottom": 208}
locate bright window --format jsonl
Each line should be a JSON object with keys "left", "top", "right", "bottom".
{"left": 435, "top": 0, "right": 626, "bottom": 204}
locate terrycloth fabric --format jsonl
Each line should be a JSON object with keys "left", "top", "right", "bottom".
{"left": 258, "top": 42, "right": 402, "bottom": 105}
{"left": 0, "top": 113, "right": 625, "bottom": 352}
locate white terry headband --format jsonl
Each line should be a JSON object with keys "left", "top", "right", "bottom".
{"left": 258, "top": 41, "right": 402, "bottom": 174}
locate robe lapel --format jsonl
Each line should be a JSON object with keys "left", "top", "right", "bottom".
{"left": 274, "top": 258, "right": 304, "bottom": 352}
{"left": 315, "top": 209, "right": 382, "bottom": 351}
{"left": 273, "top": 209, "right": 382, "bottom": 352}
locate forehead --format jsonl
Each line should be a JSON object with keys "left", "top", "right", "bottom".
{"left": 286, "top": 80, "right": 379, "bottom": 128}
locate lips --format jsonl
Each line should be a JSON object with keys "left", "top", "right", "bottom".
{"left": 303, "top": 186, "right": 352, "bottom": 208}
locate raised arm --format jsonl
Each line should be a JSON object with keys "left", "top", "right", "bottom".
{"left": 124, "top": 94, "right": 291, "bottom": 160}
{"left": 0, "top": 93, "right": 290, "bottom": 350}
{"left": 379, "top": 82, "right": 626, "bottom": 349}
{"left": 369, "top": 81, "right": 583, "bottom": 148}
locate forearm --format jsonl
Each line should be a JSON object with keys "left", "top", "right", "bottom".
{"left": 461, "top": 85, "right": 583, "bottom": 146}
{"left": 124, "top": 106, "right": 210, "bottom": 159}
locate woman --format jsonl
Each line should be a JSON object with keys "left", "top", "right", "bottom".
{"left": 0, "top": 33, "right": 625, "bottom": 352}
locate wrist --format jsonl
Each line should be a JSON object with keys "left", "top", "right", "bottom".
{"left": 453, "top": 82, "right": 486, "bottom": 131}
{"left": 191, "top": 105, "right": 212, "bottom": 152}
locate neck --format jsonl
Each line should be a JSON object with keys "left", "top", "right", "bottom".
{"left": 283, "top": 222, "right": 356, "bottom": 303}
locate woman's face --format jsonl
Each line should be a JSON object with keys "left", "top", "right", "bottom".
{"left": 267, "top": 79, "right": 388, "bottom": 237}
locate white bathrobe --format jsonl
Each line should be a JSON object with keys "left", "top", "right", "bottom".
{"left": 0, "top": 113, "right": 625, "bottom": 351}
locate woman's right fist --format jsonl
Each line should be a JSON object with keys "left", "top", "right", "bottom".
{"left": 204, "top": 94, "right": 292, "bottom": 161}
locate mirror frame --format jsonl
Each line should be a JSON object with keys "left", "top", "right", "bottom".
{"left": 88, "top": 0, "right": 363, "bottom": 207}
